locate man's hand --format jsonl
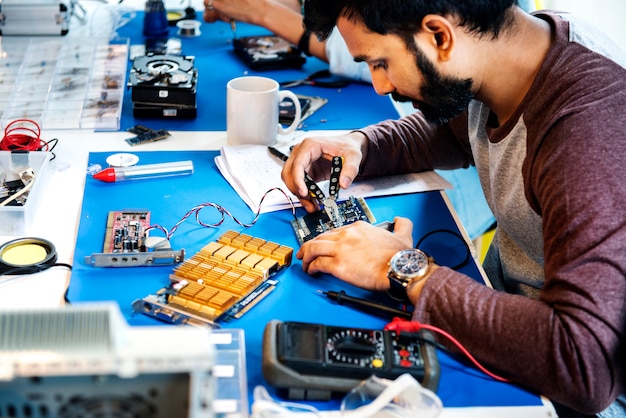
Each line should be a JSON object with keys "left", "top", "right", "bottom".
{"left": 297, "top": 217, "right": 414, "bottom": 291}
{"left": 281, "top": 132, "right": 368, "bottom": 212}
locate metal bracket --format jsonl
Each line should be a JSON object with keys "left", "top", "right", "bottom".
{"left": 84, "top": 249, "right": 185, "bottom": 267}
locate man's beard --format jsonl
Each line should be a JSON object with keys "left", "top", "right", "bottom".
{"left": 392, "top": 44, "right": 474, "bottom": 125}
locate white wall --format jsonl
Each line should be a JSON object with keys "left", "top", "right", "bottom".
{"left": 542, "top": 0, "right": 626, "bottom": 52}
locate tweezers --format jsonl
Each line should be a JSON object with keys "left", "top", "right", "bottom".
{"left": 303, "top": 156, "right": 343, "bottom": 227}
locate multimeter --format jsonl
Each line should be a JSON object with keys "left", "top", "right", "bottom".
{"left": 261, "top": 320, "right": 440, "bottom": 401}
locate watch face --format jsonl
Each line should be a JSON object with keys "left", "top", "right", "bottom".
{"left": 391, "top": 249, "right": 429, "bottom": 280}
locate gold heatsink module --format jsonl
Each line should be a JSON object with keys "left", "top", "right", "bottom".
{"left": 133, "top": 230, "right": 293, "bottom": 327}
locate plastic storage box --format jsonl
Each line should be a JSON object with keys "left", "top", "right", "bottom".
{"left": 211, "top": 328, "right": 249, "bottom": 418}
{"left": 0, "top": 151, "right": 53, "bottom": 235}
{"left": 0, "top": 37, "right": 129, "bottom": 131}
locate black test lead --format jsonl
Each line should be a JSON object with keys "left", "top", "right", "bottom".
{"left": 320, "top": 290, "right": 412, "bottom": 320}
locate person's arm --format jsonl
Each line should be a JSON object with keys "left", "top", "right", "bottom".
{"left": 203, "top": 0, "right": 328, "bottom": 62}
{"left": 281, "top": 111, "right": 473, "bottom": 211}
{"left": 281, "top": 131, "right": 368, "bottom": 212}
{"left": 409, "top": 79, "right": 626, "bottom": 415}
{"left": 357, "top": 111, "right": 474, "bottom": 178}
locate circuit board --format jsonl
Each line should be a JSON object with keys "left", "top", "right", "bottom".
{"left": 103, "top": 210, "right": 150, "bottom": 253}
{"left": 290, "top": 196, "right": 376, "bottom": 245}
{"left": 125, "top": 125, "right": 171, "bottom": 146}
{"left": 132, "top": 230, "right": 294, "bottom": 326}
{"left": 85, "top": 210, "right": 185, "bottom": 268}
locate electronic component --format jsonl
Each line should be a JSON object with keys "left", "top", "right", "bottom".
{"left": 262, "top": 319, "right": 440, "bottom": 401}
{"left": 133, "top": 230, "right": 293, "bottom": 327}
{"left": 102, "top": 210, "right": 150, "bottom": 253}
{"left": 290, "top": 196, "right": 376, "bottom": 245}
{"left": 0, "top": 151, "right": 53, "bottom": 234}
{"left": 85, "top": 251, "right": 185, "bottom": 268}
{"left": 278, "top": 94, "right": 328, "bottom": 125}
{"left": 278, "top": 96, "right": 311, "bottom": 125}
{"left": 125, "top": 125, "right": 171, "bottom": 146}
{"left": 85, "top": 210, "right": 185, "bottom": 267}
{"left": 291, "top": 158, "right": 389, "bottom": 245}
{"left": 128, "top": 54, "right": 198, "bottom": 119}
{"left": 0, "top": 303, "right": 216, "bottom": 418}
{"left": 0, "top": 168, "right": 35, "bottom": 207}
{"left": 233, "top": 35, "right": 306, "bottom": 70}
{"left": 128, "top": 124, "right": 159, "bottom": 136}
{"left": 132, "top": 103, "right": 198, "bottom": 119}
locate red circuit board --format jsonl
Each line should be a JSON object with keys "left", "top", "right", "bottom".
{"left": 103, "top": 210, "right": 150, "bottom": 253}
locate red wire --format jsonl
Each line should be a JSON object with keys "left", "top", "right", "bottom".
{"left": 385, "top": 317, "right": 510, "bottom": 382}
{"left": 0, "top": 119, "right": 47, "bottom": 151}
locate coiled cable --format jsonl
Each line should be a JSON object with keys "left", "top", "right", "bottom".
{"left": 0, "top": 119, "right": 47, "bottom": 151}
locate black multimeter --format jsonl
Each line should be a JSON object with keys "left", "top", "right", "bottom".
{"left": 261, "top": 320, "right": 440, "bottom": 401}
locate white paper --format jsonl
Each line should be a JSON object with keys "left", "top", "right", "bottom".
{"left": 215, "top": 142, "right": 452, "bottom": 214}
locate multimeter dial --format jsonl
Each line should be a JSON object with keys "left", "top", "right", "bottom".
{"left": 326, "top": 327, "right": 385, "bottom": 367}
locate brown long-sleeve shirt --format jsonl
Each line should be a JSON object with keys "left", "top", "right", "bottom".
{"left": 358, "top": 12, "right": 626, "bottom": 414}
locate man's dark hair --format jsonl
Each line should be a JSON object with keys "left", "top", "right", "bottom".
{"left": 303, "top": 0, "right": 518, "bottom": 43}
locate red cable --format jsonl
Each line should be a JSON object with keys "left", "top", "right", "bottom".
{"left": 385, "top": 317, "right": 510, "bottom": 382}
{"left": 0, "top": 119, "right": 47, "bottom": 151}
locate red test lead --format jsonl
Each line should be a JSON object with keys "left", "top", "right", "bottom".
{"left": 93, "top": 160, "right": 194, "bottom": 183}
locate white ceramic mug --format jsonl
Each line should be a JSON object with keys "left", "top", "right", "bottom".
{"left": 226, "top": 76, "right": 302, "bottom": 146}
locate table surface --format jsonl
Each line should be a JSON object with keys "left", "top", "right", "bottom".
{"left": 0, "top": 3, "right": 555, "bottom": 416}
{"left": 66, "top": 149, "right": 548, "bottom": 413}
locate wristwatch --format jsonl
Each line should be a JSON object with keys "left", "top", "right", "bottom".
{"left": 387, "top": 249, "right": 434, "bottom": 301}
